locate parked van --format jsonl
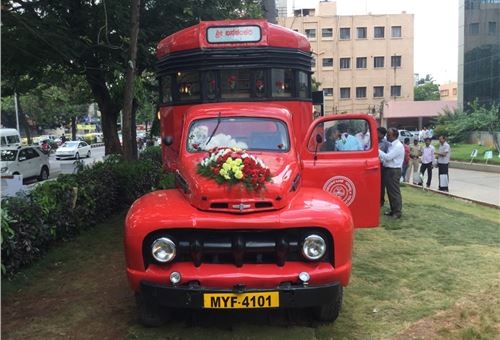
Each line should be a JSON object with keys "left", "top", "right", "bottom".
{"left": 0, "top": 129, "right": 21, "bottom": 147}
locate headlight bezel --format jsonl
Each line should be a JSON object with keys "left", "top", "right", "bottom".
{"left": 151, "top": 237, "right": 176, "bottom": 263}
{"left": 301, "top": 234, "right": 327, "bottom": 261}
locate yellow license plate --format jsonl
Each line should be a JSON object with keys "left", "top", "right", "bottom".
{"left": 203, "top": 292, "right": 279, "bottom": 309}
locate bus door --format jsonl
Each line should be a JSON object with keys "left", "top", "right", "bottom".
{"left": 300, "top": 114, "right": 380, "bottom": 228}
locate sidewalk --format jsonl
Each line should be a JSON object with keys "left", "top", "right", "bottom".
{"left": 410, "top": 167, "right": 500, "bottom": 207}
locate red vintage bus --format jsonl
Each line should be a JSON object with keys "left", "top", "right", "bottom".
{"left": 125, "top": 19, "right": 380, "bottom": 326}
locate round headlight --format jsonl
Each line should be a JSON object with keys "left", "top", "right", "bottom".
{"left": 151, "top": 237, "right": 176, "bottom": 263}
{"left": 302, "top": 234, "right": 326, "bottom": 260}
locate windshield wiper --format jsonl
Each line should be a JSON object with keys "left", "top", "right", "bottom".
{"left": 205, "top": 112, "right": 222, "bottom": 147}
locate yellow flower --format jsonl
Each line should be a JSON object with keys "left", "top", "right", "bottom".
{"left": 234, "top": 158, "right": 242, "bottom": 165}
{"left": 234, "top": 171, "right": 243, "bottom": 179}
{"left": 224, "top": 174, "right": 231, "bottom": 180}
{"left": 232, "top": 166, "right": 241, "bottom": 173}
{"left": 222, "top": 163, "right": 231, "bottom": 170}
{"left": 220, "top": 169, "right": 227, "bottom": 176}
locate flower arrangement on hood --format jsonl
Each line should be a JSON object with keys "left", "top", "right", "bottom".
{"left": 197, "top": 147, "right": 272, "bottom": 191}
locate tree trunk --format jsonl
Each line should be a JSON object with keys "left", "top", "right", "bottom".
{"left": 71, "top": 116, "right": 77, "bottom": 141}
{"left": 122, "top": 0, "right": 141, "bottom": 161}
{"left": 85, "top": 68, "right": 122, "bottom": 155}
{"left": 16, "top": 95, "right": 32, "bottom": 144}
{"left": 262, "top": 0, "right": 277, "bottom": 24}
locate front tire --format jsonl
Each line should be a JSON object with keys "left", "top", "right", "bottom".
{"left": 312, "top": 286, "right": 343, "bottom": 322}
{"left": 135, "top": 293, "right": 170, "bottom": 327}
{"left": 38, "top": 166, "right": 49, "bottom": 181}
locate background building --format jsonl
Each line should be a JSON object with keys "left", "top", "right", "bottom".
{"left": 278, "top": 1, "right": 414, "bottom": 116}
{"left": 458, "top": 0, "right": 500, "bottom": 109}
{"left": 439, "top": 81, "right": 458, "bottom": 101}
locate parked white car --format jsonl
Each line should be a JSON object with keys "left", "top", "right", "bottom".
{"left": 0, "top": 146, "right": 50, "bottom": 181}
{"left": 55, "top": 141, "right": 91, "bottom": 160}
{"left": 398, "top": 130, "right": 415, "bottom": 144}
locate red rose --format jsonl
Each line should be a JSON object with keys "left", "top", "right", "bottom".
{"left": 214, "top": 168, "right": 220, "bottom": 175}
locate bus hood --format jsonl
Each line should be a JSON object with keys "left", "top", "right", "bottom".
{"left": 180, "top": 152, "right": 301, "bottom": 213}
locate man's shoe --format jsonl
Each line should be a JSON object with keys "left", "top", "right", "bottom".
{"left": 384, "top": 211, "right": 393, "bottom": 216}
{"left": 391, "top": 213, "right": 402, "bottom": 219}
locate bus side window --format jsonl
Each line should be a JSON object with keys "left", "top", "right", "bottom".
{"left": 176, "top": 71, "right": 200, "bottom": 100}
{"left": 311, "top": 119, "right": 371, "bottom": 152}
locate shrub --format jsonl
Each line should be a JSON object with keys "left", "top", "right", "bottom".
{"left": 1, "top": 155, "right": 165, "bottom": 277}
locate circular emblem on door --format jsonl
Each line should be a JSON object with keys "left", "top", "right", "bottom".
{"left": 323, "top": 176, "right": 356, "bottom": 206}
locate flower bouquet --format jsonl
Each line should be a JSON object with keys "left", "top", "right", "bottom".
{"left": 197, "top": 147, "right": 272, "bottom": 191}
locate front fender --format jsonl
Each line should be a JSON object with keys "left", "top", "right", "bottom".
{"left": 125, "top": 188, "right": 353, "bottom": 281}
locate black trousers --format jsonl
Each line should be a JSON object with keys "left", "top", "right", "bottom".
{"left": 420, "top": 162, "right": 433, "bottom": 187}
{"left": 438, "top": 163, "right": 449, "bottom": 191}
{"left": 384, "top": 167, "right": 402, "bottom": 216}
{"left": 380, "top": 166, "right": 387, "bottom": 206}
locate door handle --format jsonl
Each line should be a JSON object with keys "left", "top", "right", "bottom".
{"left": 366, "top": 165, "right": 379, "bottom": 170}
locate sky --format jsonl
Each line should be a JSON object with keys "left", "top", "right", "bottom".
{"left": 290, "top": 0, "right": 459, "bottom": 84}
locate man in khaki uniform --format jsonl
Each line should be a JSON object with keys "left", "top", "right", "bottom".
{"left": 406, "top": 139, "right": 422, "bottom": 183}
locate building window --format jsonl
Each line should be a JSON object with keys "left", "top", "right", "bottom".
{"left": 305, "top": 29, "right": 316, "bottom": 39}
{"left": 469, "top": 23, "right": 479, "bottom": 35}
{"left": 373, "top": 86, "right": 384, "bottom": 98}
{"left": 323, "top": 88, "right": 333, "bottom": 96}
{"left": 322, "top": 58, "right": 333, "bottom": 67}
{"left": 339, "top": 27, "right": 351, "bottom": 40}
{"left": 357, "top": 27, "right": 367, "bottom": 39}
{"left": 391, "top": 85, "right": 401, "bottom": 97}
{"left": 391, "top": 56, "right": 402, "bottom": 68}
{"left": 322, "top": 28, "right": 333, "bottom": 38}
{"left": 489, "top": 21, "right": 497, "bottom": 34}
{"left": 391, "top": 26, "right": 402, "bottom": 38}
{"left": 374, "top": 26, "right": 385, "bottom": 38}
{"left": 312, "top": 56, "right": 316, "bottom": 68}
{"left": 356, "top": 57, "right": 367, "bottom": 69}
{"left": 340, "top": 57, "right": 351, "bottom": 69}
{"left": 356, "top": 87, "right": 367, "bottom": 98}
{"left": 340, "top": 87, "right": 350, "bottom": 99}
{"left": 374, "top": 56, "right": 384, "bottom": 68}
{"left": 452, "top": 88, "right": 457, "bottom": 95}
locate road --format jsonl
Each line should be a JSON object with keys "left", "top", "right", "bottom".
{"left": 415, "top": 167, "right": 500, "bottom": 206}
{"left": 48, "top": 146, "right": 106, "bottom": 179}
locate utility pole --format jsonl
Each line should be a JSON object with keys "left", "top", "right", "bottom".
{"left": 14, "top": 92, "right": 20, "bottom": 132}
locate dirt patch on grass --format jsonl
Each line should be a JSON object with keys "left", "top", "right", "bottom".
{"left": 395, "top": 281, "right": 500, "bottom": 340}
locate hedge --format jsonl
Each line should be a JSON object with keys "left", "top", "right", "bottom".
{"left": 1, "top": 146, "right": 172, "bottom": 277}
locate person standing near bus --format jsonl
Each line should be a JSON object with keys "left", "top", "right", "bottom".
{"left": 378, "top": 128, "right": 404, "bottom": 219}
{"left": 420, "top": 137, "right": 434, "bottom": 188}
{"left": 406, "top": 139, "right": 422, "bottom": 183}
{"left": 378, "top": 127, "right": 390, "bottom": 207}
{"left": 436, "top": 135, "right": 451, "bottom": 191}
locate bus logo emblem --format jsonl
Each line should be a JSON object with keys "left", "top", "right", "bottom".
{"left": 323, "top": 176, "right": 356, "bottom": 206}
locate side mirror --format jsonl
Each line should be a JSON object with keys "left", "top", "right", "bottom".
{"left": 162, "top": 136, "right": 173, "bottom": 146}
{"left": 316, "top": 133, "right": 323, "bottom": 144}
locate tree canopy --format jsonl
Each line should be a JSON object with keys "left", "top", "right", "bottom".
{"left": 1, "top": 0, "right": 262, "bottom": 154}
{"left": 414, "top": 75, "right": 440, "bottom": 101}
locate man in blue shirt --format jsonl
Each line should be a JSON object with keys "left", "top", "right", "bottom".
{"left": 334, "top": 123, "right": 362, "bottom": 151}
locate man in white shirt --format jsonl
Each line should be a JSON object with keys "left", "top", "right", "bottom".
{"left": 379, "top": 127, "right": 405, "bottom": 219}
{"left": 420, "top": 137, "right": 435, "bottom": 188}
{"left": 436, "top": 135, "right": 451, "bottom": 191}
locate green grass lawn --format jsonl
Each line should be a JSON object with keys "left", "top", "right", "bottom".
{"left": 431, "top": 142, "right": 500, "bottom": 165}
{"left": 2, "top": 187, "right": 500, "bottom": 339}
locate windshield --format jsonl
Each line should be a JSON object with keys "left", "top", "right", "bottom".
{"left": 62, "top": 142, "right": 79, "bottom": 148}
{"left": 187, "top": 117, "right": 290, "bottom": 152}
{"left": 1, "top": 150, "right": 17, "bottom": 161}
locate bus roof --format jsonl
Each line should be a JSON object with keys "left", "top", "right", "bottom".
{"left": 157, "top": 19, "right": 310, "bottom": 58}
